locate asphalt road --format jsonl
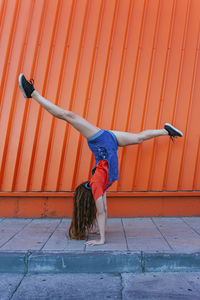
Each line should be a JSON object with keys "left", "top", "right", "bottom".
{"left": 1, "top": 272, "right": 200, "bottom": 300}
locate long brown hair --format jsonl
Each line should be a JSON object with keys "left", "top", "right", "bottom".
{"left": 69, "top": 182, "right": 97, "bottom": 240}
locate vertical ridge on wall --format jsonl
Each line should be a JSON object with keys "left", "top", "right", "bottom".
{"left": 29, "top": 0, "right": 63, "bottom": 191}
{"left": 177, "top": 23, "right": 200, "bottom": 189}
{"left": 117, "top": 0, "right": 146, "bottom": 191}
{"left": 71, "top": 0, "right": 104, "bottom": 190}
{"left": 0, "top": 0, "right": 32, "bottom": 191}
{"left": 54, "top": 0, "right": 76, "bottom": 191}
{"left": 147, "top": 0, "right": 176, "bottom": 191}
{"left": 23, "top": 0, "right": 48, "bottom": 191}
{"left": 163, "top": 0, "right": 191, "bottom": 191}
{"left": 11, "top": 0, "right": 36, "bottom": 191}
{"left": 87, "top": 0, "right": 118, "bottom": 187}
{"left": 0, "top": 0, "right": 20, "bottom": 188}
{"left": 58, "top": 0, "right": 89, "bottom": 191}
{"left": 45, "top": 0, "right": 75, "bottom": 191}
{"left": 193, "top": 137, "right": 200, "bottom": 190}
{"left": 132, "top": 0, "right": 161, "bottom": 191}
{"left": 0, "top": 0, "right": 200, "bottom": 193}
{"left": 40, "top": 0, "right": 63, "bottom": 191}
{"left": 110, "top": 0, "right": 133, "bottom": 131}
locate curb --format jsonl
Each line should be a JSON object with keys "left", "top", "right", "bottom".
{"left": 144, "top": 252, "right": 200, "bottom": 272}
{"left": 0, "top": 251, "right": 200, "bottom": 274}
{"left": 29, "top": 251, "right": 141, "bottom": 274}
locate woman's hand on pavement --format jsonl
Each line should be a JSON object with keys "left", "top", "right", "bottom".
{"left": 85, "top": 239, "right": 105, "bottom": 246}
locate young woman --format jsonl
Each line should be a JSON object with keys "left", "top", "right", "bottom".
{"left": 18, "top": 74, "right": 183, "bottom": 246}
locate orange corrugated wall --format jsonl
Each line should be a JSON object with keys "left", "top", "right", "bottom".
{"left": 0, "top": 0, "right": 200, "bottom": 217}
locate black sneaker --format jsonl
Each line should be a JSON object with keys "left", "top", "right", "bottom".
{"left": 164, "top": 123, "right": 183, "bottom": 141}
{"left": 18, "top": 73, "right": 35, "bottom": 98}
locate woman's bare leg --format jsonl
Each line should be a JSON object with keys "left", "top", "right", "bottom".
{"left": 110, "top": 129, "right": 168, "bottom": 147}
{"left": 31, "top": 90, "right": 100, "bottom": 139}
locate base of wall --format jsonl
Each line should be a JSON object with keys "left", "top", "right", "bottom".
{"left": 0, "top": 192, "right": 200, "bottom": 217}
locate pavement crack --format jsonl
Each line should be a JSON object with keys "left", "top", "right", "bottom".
{"left": 141, "top": 251, "right": 145, "bottom": 273}
{"left": 40, "top": 218, "right": 63, "bottom": 250}
{"left": 151, "top": 217, "right": 174, "bottom": 251}
{"left": 119, "top": 273, "right": 124, "bottom": 300}
{"left": 9, "top": 250, "right": 33, "bottom": 300}
{"left": 24, "top": 249, "right": 33, "bottom": 274}
{"left": 9, "top": 274, "right": 26, "bottom": 299}
{"left": 121, "top": 218, "right": 129, "bottom": 251}
{"left": 0, "top": 219, "right": 33, "bottom": 249}
{"left": 181, "top": 217, "right": 200, "bottom": 238}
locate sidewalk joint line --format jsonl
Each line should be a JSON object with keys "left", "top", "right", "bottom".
{"left": 141, "top": 251, "right": 145, "bottom": 273}
{"left": 151, "top": 218, "right": 174, "bottom": 251}
{"left": 121, "top": 218, "right": 129, "bottom": 251}
{"left": 9, "top": 273, "right": 27, "bottom": 300}
{"left": 119, "top": 272, "right": 124, "bottom": 300}
{"left": 181, "top": 217, "right": 200, "bottom": 238}
{"left": 24, "top": 249, "right": 33, "bottom": 274}
{"left": 9, "top": 251, "right": 33, "bottom": 300}
{"left": 40, "top": 218, "right": 63, "bottom": 250}
{"left": 0, "top": 219, "right": 34, "bottom": 249}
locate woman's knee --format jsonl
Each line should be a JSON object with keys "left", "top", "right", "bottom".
{"left": 64, "top": 110, "right": 76, "bottom": 120}
{"left": 119, "top": 135, "right": 143, "bottom": 146}
{"left": 62, "top": 110, "right": 79, "bottom": 124}
{"left": 113, "top": 132, "right": 143, "bottom": 146}
{"left": 136, "top": 135, "right": 144, "bottom": 144}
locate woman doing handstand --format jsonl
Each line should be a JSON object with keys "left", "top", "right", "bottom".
{"left": 18, "top": 74, "right": 183, "bottom": 246}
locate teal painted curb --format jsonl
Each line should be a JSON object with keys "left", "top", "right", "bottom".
{"left": 28, "top": 251, "right": 142, "bottom": 274}
{"left": 0, "top": 251, "right": 27, "bottom": 274}
{"left": 0, "top": 251, "right": 200, "bottom": 273}
{"left": 144, "top": 252, "right": 200, "bottom": 272}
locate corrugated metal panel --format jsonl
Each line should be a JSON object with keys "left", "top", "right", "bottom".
{"left": 0, "top": 0, "right": 200, "bottom": 193}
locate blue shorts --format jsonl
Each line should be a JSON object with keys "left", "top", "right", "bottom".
{"left": 87, "top": 129, "right": 119, "bottom": 182}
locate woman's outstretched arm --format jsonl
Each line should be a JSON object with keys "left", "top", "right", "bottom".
{"left": 85, "top": 196, "right": 106, "bottom": 246}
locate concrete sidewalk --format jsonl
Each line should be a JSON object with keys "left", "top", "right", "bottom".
{"left": 0, "top": 217, "right": 200, "bottom": 273}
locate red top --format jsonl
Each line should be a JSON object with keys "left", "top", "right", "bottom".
{"left": 89, "top": 160, "right": 113, "bottom": 201}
